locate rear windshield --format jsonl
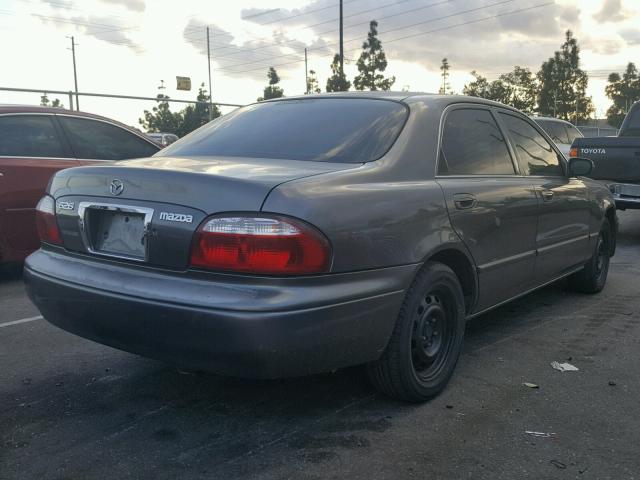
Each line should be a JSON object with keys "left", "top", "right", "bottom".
{"left": 621, "top": 105, "right": 640, "bottom": 137}
{"left": 535, "top": 119, "right": 569, "bottom": 144}
{"left": 159, "top": 98, "right": 408, "bottom": 163}
{"left": 565, "top": 123, "right": 583, "bottom": 143}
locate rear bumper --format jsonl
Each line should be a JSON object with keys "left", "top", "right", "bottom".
{"left": 611, "top": 183, "right": 640, "bottom": 210}
{"left": 613, "top": 194, "right": 640, "bottom": 210}
{"left": 24, "top": 249, "right": 417, "bottom": 378}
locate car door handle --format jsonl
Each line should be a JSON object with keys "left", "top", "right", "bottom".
{"left": 453, "top": 193, "right": 477, "bottom": 210}
{"left": 541, "top": 190, "right": 554, "bottom": 202}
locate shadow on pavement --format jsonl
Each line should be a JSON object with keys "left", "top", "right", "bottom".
{"left": 0, "top": 261, "right": 23, "bottom": 282}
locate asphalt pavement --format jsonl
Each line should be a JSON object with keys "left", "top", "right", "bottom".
{"left": 2, "top": 211, "right": 640, "bottom": 480}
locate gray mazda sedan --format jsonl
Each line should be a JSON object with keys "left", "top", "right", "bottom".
{"left": 25, "top": 92, "right": 617, "bottom": 402}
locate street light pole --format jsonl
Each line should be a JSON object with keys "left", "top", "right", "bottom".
{"left": 67, "top": 36, "right": 79, "bottom": 110}
{"left": 339, "top": 0, "right": 344, "bottom": 76}
{"left": 206, "top": 26, "right": 213, "bottom": 120}
{"left": 304, "top": 48, "right": 309, "bottom": 94}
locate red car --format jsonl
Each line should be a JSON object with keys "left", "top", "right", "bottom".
{"left": 0, "top": 105, "right": 160, "bottom": 263}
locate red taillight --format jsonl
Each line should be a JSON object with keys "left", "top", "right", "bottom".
{"left": 569, "top": 147, "right": 578, "bottom": 158}
{"left": 190, "top": 216, "right": 331, "bottom": 275}
{"left": 35, "top": 195, "right": 62, "bottom": 245}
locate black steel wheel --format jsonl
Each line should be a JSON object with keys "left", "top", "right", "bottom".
{"left": 568, "top": 219, "right": 612, "bottom": 294}
{"left": 367, "top": 261, "right": 466, "bottom": 402}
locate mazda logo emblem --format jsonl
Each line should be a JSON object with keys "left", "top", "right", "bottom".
{"left": 109, "top": 179, "right": 124, "bottom": 196}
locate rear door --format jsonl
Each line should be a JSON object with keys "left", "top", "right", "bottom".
{"left": 436, "top": 106, "right": 539, "bottom": 312}
{"left": 56, "top": 115, "right": 160, "bottom": 164}
{"left": 498, "top": 112, "right": 592, "bottom": 283}
{"left": 0, "top": 114, "right": 78, "bottom": 259}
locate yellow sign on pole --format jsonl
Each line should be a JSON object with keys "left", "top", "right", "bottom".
{"left": 176, "top": 76, "right": 191, "bottom": 91}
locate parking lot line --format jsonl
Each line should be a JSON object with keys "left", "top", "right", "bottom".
{"left": 0, "top": 315, "right": 43, "bottom": 328}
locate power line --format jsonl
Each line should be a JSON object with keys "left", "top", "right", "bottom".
{"left": 241, "top": 8, "right": 281, "bottom": 21}
{"left": 381, "top": 1, "right": 549, "bottom": 45}
{"left": 217, "top": 0, "right": 518, "bottom": 73}
{"left": 182, "top": 0, "right": 430, "bottom": 51}
{"left": 211, "top": 0, "right": 464, "bottom": 71}
{"left": 221, "top": 1, "right": 552, "bottom": 76}
{"left": 19, "top": 0, "right": 131, "bottom": 22}
{"left": 251, "top": 0, "right": 365, "bottom": 27}
{"left": 30, "top": 13, "right": 140, "bottom": 35}
{"left": 184, "top": 0, "right": 450, "bottom": 61}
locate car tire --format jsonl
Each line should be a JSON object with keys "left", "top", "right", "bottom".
{"left": 367, "top": 261, "right": 466, "bottom": 402}
{"left": 568, "top": 219, "right": 612, "bottom": 294}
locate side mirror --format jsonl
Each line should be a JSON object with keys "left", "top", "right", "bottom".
{"left": 568, "top": 157, "right": 594, "bottom": 177}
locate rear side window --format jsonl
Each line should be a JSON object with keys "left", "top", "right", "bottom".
{"left": 565, "top": 124, "right": 583, "bottom": 143}
{"left": 159, "top": 98, "right": 408, "bottom": 163}
{"left": 0, "top": 115, "right": 66, "bottom": 158}
{"left": 500, "top": 114, "right": 563, "bottom": 176}
{"left": 438, "top": 109, "right": 515, "bottom": 175}
{"left": 59, "top": 116, "right": 159, "bottom": 160}
{"left": 621, "top": 105, "right": 640, "bottom": 137}
{"left": 536, "top": 120, "right": 569, "bottom": 144}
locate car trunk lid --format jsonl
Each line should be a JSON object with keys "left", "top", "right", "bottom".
{"left": 50, "top": 156, "right": 358, "bottom": 269}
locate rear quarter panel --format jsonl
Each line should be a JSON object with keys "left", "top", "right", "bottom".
{"left": 261, "top": 98, "right": 466, "bottom": 274}
{"left": 0, "top": 156, "right": 79, "bottom": 260}
{"left": 582, "top": 177, "right": 616, "bottom": 247}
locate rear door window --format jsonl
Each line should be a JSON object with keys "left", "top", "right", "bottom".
{"left": 58, "top": 116, "right": 159, "bottom": 160}
{"left": 536, "top": 120, "right": 569, "bottom": 144}
{"left": 565, "top": 124, "right": 583, "bottom": 143}
{"left": 0, "top": 115, "right": 67, "bottom": 158}
{"left": 500, "top": 114, "right": 563, "bottom": 176}
{"left": 621, "top": 105, "right": 640, "bottom": 137}
{"left": 438, "top": 108, "right": 515, "bottom": 175}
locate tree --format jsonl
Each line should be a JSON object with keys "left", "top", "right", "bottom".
{"left": 354, "top": 20, "right": 395, "bottom": 91}
{"left": 439, "top": 58, "right": 451, "bottom": 94}
{"left": 605, "top": 63, "right": 640, "bottom": 127}
{"left": 139, "top": 94, "right": 182, "bottom": 134}
{"left": 306, "top": 69, "right": 321, "bottom": 94}
{"left": 180, "top": 83, "right": 221, "bottom": 136}
{"left": 463, "top": 67, "right": 538, "bottom": 113}
{"left": 463, "top": 71, "right": 493, "bottom": 99}
{"left": 463, "top": 72, "right": 510, "bottom": 104}
{"left": 537, "top": 30, "right": 594, "bottom": 122}
{"left": 139, "top": 83, "right": 221, "bottom": 136}
{"left": 326, "top": 54, "right": 351, "bottom": 92}
{"left": 40, "top": 93, "right": 64, "bottom": 108}
{"left": 258, "top": 67, "right": 284, "bottom": 101}
{"left": 499, "top": 66, "right": 538, "bottom": 113}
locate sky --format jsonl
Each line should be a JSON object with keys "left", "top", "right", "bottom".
{"left": 1, "top": 0, "right": 639, "bottom": 128}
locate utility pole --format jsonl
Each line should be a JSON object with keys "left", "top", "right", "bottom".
{"left": 339, "top": 0, "right": 344, "bottom": 76}
{"left": 206, "top": 26, "right": 213, "bottom": 120}
{"left": 439, "top": 58, "right": 450, "bottom": 95}
{"left": 67, "top": 36, "right": 79, "bottom": 110}
{"left": 304, "top": 48, "right": 309, "bottom": 94}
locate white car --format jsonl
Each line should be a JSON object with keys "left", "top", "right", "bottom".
{"left": 532, "top": 116, "right": 583, "bottom": 158}
{"left": 146, "top": 132, "right": 179, "bottom": 147}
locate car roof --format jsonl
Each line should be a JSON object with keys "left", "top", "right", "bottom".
{"left": 531, "top": 116, "right": 575, "bottom": 125}
{"left": 262, "top": 91, "right": 527, "bottom": 113}
{"left": 0, "top": 104, "right": 150, "bottom": 138}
